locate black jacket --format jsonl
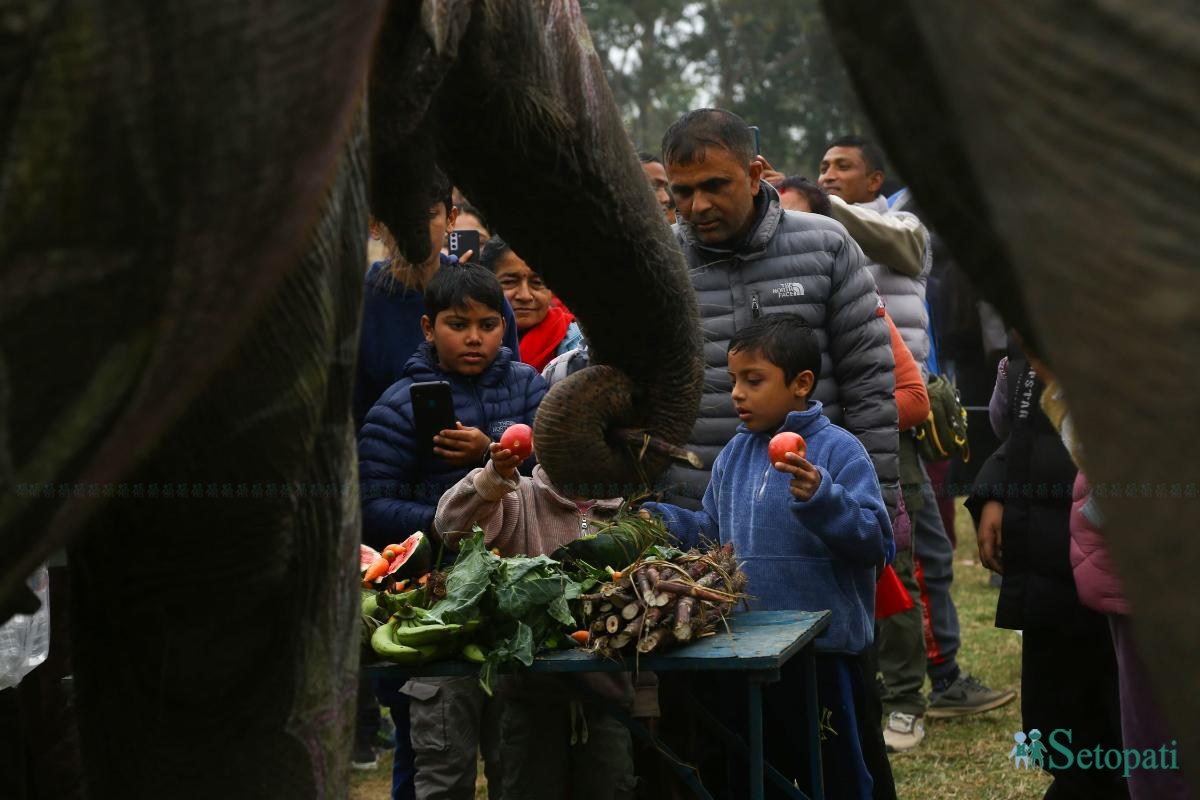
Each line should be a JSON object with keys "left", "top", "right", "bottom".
{"left": 965, "top": 359, "right": 1098, "bottom": 631}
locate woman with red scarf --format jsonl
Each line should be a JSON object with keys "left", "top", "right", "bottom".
{"left": 479, "top": 237, "right": 584, "bottom": 372}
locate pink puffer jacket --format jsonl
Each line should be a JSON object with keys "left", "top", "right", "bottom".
{"left": 1069, "top": 473, "right": 1130, "bottom": 615}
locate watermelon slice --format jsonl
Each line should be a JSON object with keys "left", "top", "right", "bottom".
{"left": 360, "top": 544, "right": 383, "bottom": 574}
{"left": 385, "top": 532, "right": 432, "bottom": 581}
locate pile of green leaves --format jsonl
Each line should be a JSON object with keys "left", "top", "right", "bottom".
{"left": 422, "top": 529, "right": 583, "bottom": 694}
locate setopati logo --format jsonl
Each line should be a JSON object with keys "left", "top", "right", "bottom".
{"left": 1008, "top": 729, "right": 1180, "bottom": 778}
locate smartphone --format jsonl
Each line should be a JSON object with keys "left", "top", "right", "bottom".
{"left": 447, "top": 229, "right": 481, "bottom": 261}
{"left": 749, "top": 125, "right": 761, "bottom": 156}
{"left": 410, "top": 381, "right": 457, "bottom": 454}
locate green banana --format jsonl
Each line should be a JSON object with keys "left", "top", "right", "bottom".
{"left": 371, "top": 618, "right": 423, "bottom": 663}
{"left": 378, "top": 587, "right": 426, "bottom": 616}
{"left": 394, "top": 622, "right": 462, "bottom": 646}
{"left": 461, "top": 643, "right": 486, "bottom": 664}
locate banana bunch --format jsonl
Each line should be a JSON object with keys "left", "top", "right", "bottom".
{"left": 370, "top": 602, "right": 485, "bottom": 665}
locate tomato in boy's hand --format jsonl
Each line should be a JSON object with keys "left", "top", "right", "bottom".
{"left": 768, "top": 432, "right": 807, "bottom": 464}
{"left": 499, "top": 423, "right": 533, "bottom": 460}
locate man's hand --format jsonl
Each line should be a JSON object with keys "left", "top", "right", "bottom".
{"left": 754, "top": 155, "right": 787, "bottom": 187}
{"left": 487, "top": 442, "right": 522, "bottom": 481}
{"left": 434, "top": 423, "right": 491, "bottom": 467}
{"left": 976, "top": 500, "right": 1004, "bottom": 574}
{"left": 774, "top": 452, "right": 822, "bottom": 501}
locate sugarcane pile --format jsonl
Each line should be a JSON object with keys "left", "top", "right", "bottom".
{"left": 573, "top": 542, "right": 748, "bottom": 658}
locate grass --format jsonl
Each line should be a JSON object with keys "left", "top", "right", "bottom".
{"left": 352, "top": 499, "right": 1047, "bottom": 799}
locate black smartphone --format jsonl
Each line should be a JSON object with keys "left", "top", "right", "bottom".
{"left": 749, "top": 125, "right": 761, "bottom": 156}
{"left": 410, "top": 381, "right": 457, "bottom": 454}
{"left": 447, "top": 229, "right": 481, "bottom": 261}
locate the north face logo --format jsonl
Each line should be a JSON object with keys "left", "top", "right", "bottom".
{"left": 772, "top": 282, "right": 805, "bottom": 298}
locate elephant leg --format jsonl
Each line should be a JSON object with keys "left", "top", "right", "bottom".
{"left": 823, "top": 1, "right": 1200, "bottom": 792}
{"left": 67, "top": 126, "right": 368, "bottom": 799}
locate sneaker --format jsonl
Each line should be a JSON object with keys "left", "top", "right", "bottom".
{"left": 350, "top": 742, "right": 378, "bottom": 771}
{"left": 883, "top": 712, "right": 925, "bottom": 753}
{"left": 926, "top": 673, "right": 1016, "bottom": 719}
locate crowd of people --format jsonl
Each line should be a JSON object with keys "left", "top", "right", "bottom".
{"left": 351, "top": 108, "right": 1186, "bottom": 800}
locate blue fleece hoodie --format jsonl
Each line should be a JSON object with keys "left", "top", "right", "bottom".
{"left": 644, "top": 401, "right": 892, "bottom": 654}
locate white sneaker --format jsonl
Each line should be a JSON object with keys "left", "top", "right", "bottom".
{"left": 883, "top": 711, "right": 925, "bottom": 753}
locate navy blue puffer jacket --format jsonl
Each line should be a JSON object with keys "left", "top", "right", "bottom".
{"left": 358, "top": 342, "right": 547, "bottom": 548}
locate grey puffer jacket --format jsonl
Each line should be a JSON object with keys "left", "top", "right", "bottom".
{"left": 665, "top": 183, "right": 898, "bottom": 514}
{"left": 858, "top": 196, "right": 931, "bottom": 368}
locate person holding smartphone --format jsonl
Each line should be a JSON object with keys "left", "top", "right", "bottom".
{"left": 358, "top": 262, "right": 546, "bottom": 800}
{"left": 354, "top": 169, "right": 521, "bottom": 430}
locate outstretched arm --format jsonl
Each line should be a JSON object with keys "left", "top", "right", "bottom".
{"left": 828, "top": 194, "right": 929, "bottom": 278}
{"left": 434, "top": 459, "right": 525, "bottom": 553}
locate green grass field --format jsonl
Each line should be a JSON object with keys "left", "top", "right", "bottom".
{"left": 352, "top": 500, "right": 1049, "bottom": 799}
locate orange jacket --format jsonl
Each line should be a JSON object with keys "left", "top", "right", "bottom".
{"left": 888, "top": 312, "right": 929, "bottom": 431}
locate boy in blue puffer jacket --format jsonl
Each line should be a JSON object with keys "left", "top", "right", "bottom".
{"left": 358, "top": 262, "right": 546, "bottom": 800}
{"left": 359, "top": 262, "right": 546, "bottom": 549}
{"left": 643, "top": 312, "right": 892, "bottom": 800}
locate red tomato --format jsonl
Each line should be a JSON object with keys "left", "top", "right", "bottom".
{"left": 768, "top": 432, "right": 807, "bottom": 464}
{"left": 499, "top": 423, "right": 534, "bottom": 460}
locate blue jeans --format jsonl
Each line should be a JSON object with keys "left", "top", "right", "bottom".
{"left": 913, "top": 472, "right": 961, "bottom": 683}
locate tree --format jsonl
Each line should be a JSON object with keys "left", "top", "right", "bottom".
{"left": 584, "top": 0, "right": 876, "bottom": 176}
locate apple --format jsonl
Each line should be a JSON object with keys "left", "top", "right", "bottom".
{"left": 499, "top": 423, "right": 534, "bottom": 460}
{"left": 768, "top": 431, "right": 807, "bottom": 464}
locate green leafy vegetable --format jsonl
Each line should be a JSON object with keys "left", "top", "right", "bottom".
{"left": 431, "top": 529, "right": 584, "bottom": 694}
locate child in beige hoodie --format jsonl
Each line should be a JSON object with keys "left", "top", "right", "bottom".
{"left": 434, "top": 440, "right": 637, "bottom": 800}
{"left": 436, "top": 442, "right": 626, "bottom": 557}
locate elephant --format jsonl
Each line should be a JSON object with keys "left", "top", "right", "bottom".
{"left": 822, "top": 0, "right": 1200, "bottom": 790}
{"left": 1, "top": 0, "right": 701, "bottom": 796}
{"left": 4, "top": 0, "right": 1197, "bottom": 795}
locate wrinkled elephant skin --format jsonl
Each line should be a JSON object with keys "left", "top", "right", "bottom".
{"left": 824, "top": 1, "right": 1200, "bottom": 790}
{"left": 1, "top": 0, "right": 701, "bottom": 796}
{"left": 1, "top": 3, "right": 380, "bottom": 796}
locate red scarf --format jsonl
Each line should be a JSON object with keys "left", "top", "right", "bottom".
{"left": 519, "top": 306, "right": 573, "bottom": 372}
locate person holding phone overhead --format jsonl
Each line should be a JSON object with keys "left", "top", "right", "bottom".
{"left": 479, "top": 236, "right": 585, "bottom": 372}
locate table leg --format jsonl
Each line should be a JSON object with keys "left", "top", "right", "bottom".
{"left": 801, "top": 647, "right": 824, "bottom": 800}
{"left": 748, "top": 678, "right": 764, "bottom": 800}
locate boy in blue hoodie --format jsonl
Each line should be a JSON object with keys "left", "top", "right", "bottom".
{"left": 358, "top": 262, "right": 546, "bottom": 800}
{"left": 643, "top": 313, "right": 892, "bottom": 799}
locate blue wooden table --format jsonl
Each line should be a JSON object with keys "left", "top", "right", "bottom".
{"left": 366, "top": 609, "right": 831, "bottom": 800}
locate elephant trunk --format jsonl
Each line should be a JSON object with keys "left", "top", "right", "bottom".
{"left": 413, "top": 0, "right": 704, "bottom": 494}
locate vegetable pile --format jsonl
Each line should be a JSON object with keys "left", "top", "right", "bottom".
{"left": 363, "top": 530, "right": 584, "bottom": 694}
{"left": 571, "top": 542, "right": 747, "bottom": 657}
{"left": 360, "top": 510, "right": 749, "bottom": 691}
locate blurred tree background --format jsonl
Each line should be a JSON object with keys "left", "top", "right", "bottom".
{"left": 582, "top": 0, "right": 874, "bottom": 178}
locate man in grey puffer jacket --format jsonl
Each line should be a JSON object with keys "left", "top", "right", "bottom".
{"left": 660, "top": 109, "right": 898, "bottom": 516}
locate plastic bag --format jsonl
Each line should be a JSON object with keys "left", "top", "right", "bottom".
{"left": 0, "top": 565, "right": 51, "bottom": 691}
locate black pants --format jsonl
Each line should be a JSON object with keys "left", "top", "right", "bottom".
{"left": 1022, "top": 622, "right": 1128, "bottom": 799}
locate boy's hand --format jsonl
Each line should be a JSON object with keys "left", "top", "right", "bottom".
{"left": 434, "top": 423, "right": 491, "bottom": 467}
{"left": 976, "top": 500, "right": 1004, "bottom": 574}
{"left": 775, "top": 452, "right": 822, "bottom": 501}
{"left": 488, "top": 442, "right": 522, "bottom": 481}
